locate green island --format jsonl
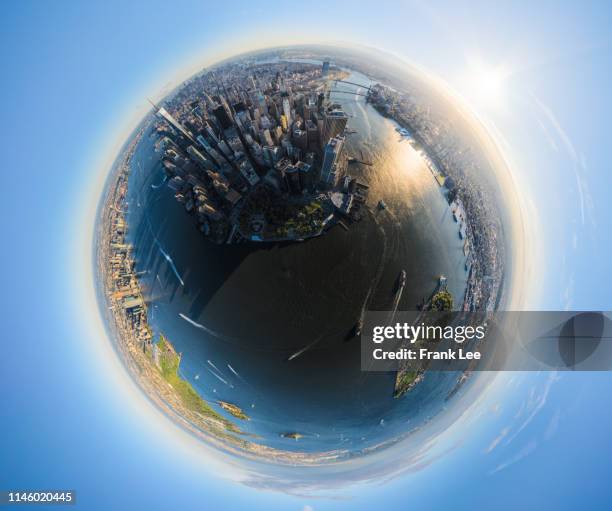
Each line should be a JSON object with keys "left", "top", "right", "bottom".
{"left": 218, "top": 401, "right": 249, "bottom": 420}
{"left": 394, "top": 283, "right": 453, "bottom": 398}
{"left": 393, "top": 370, "right": 424, "bottom": 398}
{"left": 154, "top": 334, "right": 241, "bottom": 434}
{"left": 431, "top": 289, "right": 453, "bottom": 311}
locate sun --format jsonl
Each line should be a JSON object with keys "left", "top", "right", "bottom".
{"left": 465, "top": 57, "right": 509, "bottom": 108}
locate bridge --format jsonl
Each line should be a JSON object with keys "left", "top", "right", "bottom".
{"left": 329, "top": 89, "right": 369, "bottom": 97}
{"left": 334, "top": 79, "right": 373, "bottom": 91}
{"left": 328, "top": 79, "right": 373, "bottom": 98}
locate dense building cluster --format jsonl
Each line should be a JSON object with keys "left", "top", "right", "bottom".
{"left": 152, "top": 60, "right": 366, "bottom": 243}
{"left": 99, "top": 128, "right": 153, "bottom": 354}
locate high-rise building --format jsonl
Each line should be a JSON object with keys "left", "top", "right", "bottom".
{"left": 154, "top": 105, "right": 196, "bottom": 144}
{"left": 303, "top": 100, "right": 316, "bottom": 123}
{"left": 305, "top": 120, "right": 319, "bottom": 151}
{"left": 196, "top": 135, "right": 222, "bottom": 167}
{"left": 259, "top": 116, "right": 272, "bottom": 130}
{"left": 317, "top": 93, "right": 325, "bottom": 110}
{"left": 304, "top": 152, "right": 315, "bottom": 167}
{"left": 320, "top": 136, "right": 345, "bottom": 185}
{"left": 322, "top": 60, "right": 330, "bottom": 77}
{"left": 262, "top": 129, "right": 274, "bottom": 147}
{"left": 263, "top": 145, "right": 281, "bottom": 167}
{"left": 212, "top": 105, "right": 233, "bottom": 130}
{"left": 217, "top": 140, "right": 233, "bottom": 159}
{"left": 282, "top": 98, "right": 291, "bottom": 126}
{"left": 249, "top": 141, "right": 265, "bottom": 166}
{"left": 296, "top": 161, "right": 312, "bottom": 191}
{"left": 227, "top": 135, "right": 245, "bottom": 155}
{"left": 284, "top": 165, "right": 301, "bottom": 195}
{"left": 321, "top": 109, "right": 348, "bottom": 146}
{"left": 268, "top": 101, "right": 279, "bottom": 120}
{"left": 274, "top": 158, "right": 292, "bottom": 189}
{"left": 257, "top": 92, "right": 268, "bottom": 115}
{"left": 237, "top": 158, "right": 259, "bottom": 186}
{"left": 292, "top": 128, "right": 308, "bottom": 151}
{"left": 273, "top": 126, "right": 283, "bottom": 143}
{"left": 187, "top": 145, "right": 213, "bottom": 170}
{"left": 205, "top": 124, "right": 220, "bottom": 144}
{"left": 281, "top": 138, "right": 294, "bottom": 158}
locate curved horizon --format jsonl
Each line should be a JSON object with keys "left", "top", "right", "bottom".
{"left": 78, "top": 41, "right": 536, "bottom": 491}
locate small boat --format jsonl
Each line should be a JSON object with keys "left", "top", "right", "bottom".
{"left": 397, "top": 269, "right": 407, "bottom": 291}
{"left": 377, "top": 199, "right": 387, "bottom": 210}
{"left": 439, "top": 274, "right": 447, "bottom": 290}
{"left": 281, "top": 432, "right": 303, "bottom": 440}
{"left": 353, "top": 318, "right": 363, "bottom": 337}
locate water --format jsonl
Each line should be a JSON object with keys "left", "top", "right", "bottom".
{"left": 124, "top": 69, "right": 468, "bottom": 454}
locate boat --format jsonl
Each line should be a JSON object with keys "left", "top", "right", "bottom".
{"left": 438, "top": 274, "right": 447, "bottom": 290}
{"left": 353, "top": 317, "right": 363, "bottom": 337}
{"left": 281, "top": 432, "right": 303, "bottom": 440}
{"left": 397, "top": 269, "right": 407, "bottom": 291}
{"left": 377, "top": 199, "right": 387, "bottom": 210}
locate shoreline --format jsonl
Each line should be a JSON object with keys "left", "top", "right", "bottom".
{"left": 369, "top": 97, "right": 503, "bottom": 314}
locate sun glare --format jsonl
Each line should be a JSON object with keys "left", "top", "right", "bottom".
{"left": 465, "top": 57, "right": 509, "bottom": 108}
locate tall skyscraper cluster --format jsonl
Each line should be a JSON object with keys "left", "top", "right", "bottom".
{"left": 148, "top": 59, "right": 356, "bottom": 243}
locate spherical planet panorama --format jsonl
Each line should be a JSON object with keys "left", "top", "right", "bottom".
{"left": 95, "top": 44, "right": 522, "bottom": 477}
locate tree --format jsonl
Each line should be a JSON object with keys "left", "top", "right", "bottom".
{"left": 431, "top": 290, "right": 453, "bottom": 311}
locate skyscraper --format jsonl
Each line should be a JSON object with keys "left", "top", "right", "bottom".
{"left": 153, "top": 104, "right": 196, "bottom": 144}
{"left": 296, "top": 161, "right": 312, "bottom": 191}
{"left": 284, "top": 165, "right": 301, "bottom": 195}
{"left": 305, "top": 120, "right": 319, "bottom": 151}
{"left": 320, "top": 136, "right": 345, "bottom": 185}
{"left": 282, "top": 98, "right": 291, "bottom": 127}
{"left": 292, "top": 128, "right": 308, "bottom": 151}
{"left": 212, "top": 105, "right": 233, "bottom": 130}
{"left": 186, "top": 145, "right": 214, "bottom": 170}
{"left": 321, "top": 109, "right": 348, "bottom": 147}
{"left": 322, "top": 60, "right": 330, "bottom": 77}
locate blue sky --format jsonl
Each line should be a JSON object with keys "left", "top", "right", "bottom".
{"left": 1, "top": 1, "right": 612, "bottom": 509}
